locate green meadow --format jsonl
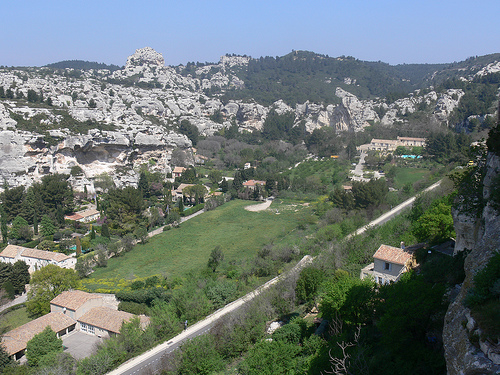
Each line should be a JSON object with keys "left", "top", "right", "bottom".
{"left": 85, "top": 199, "right": 309, "bottom": 289}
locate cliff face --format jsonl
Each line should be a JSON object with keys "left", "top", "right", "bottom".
{"left": 444, "top": 152, "right": 500, "bottom": 374}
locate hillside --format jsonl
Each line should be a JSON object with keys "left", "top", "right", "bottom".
{"left": 0, "top": 47, "right": 499, "bottom": 191}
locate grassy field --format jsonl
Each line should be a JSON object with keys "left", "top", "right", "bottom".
{"left": 393, "top": 167, "right": 430, "bottom": 188}
{"left": 85, "top": 199, "right": 310, "bottom": 290}
{"left": 0, "top": 305, "right": 30, "bottom": 333}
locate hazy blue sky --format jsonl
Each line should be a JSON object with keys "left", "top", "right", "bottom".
{"left": 1, "top": 0, "right": 498, "bottom": 67}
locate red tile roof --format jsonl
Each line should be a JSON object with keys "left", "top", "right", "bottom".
{"left": 21, "top": 248, "right": 71, "bottom": 263}
{"left": 243, "top": 180, "right": 266, "bottom": 187}
{"left": 0, "top": 245, "right": 71, "bottom": 263}
{"left": 1, "top": 312, "right": 76, "bottom": 355}
{"left": 373, "top": 244, "right": 414, "bottom": 265}
{"left": 78, "top": 307, "right": 148, "bottom": 334}
{"left": 50, "top": 290, "right": 103, "bottom": 311}
{"left": 0, "top": 245, "right": 24, "bottom": 259}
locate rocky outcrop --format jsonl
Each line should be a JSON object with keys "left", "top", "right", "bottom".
{"left": 444, "top": 152, "right": 500, "bottom": 375}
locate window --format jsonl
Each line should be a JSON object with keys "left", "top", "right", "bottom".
{"left": 384, "top": 262, "right": 391, "bottom": 271}
{"left": 80, "top": 323, "right": 95, "bottom": 335}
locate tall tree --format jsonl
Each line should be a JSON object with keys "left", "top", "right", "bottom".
{"left": 26, "top": 326, "right": 63, "bottom": 367}
{"left": 40, "top": 215, "right": 56, "bottom": 237}
{"left": 26, "top": 264, "right": 78, "bottom": 316}
{"left": 1, "top": 186, "right": 25, "bottom": 223}
{"left": 11, "top": 261, "right": 30, "bottom": 294}
{"left": 207, "top": 245, "right": 224, "bottom": 272}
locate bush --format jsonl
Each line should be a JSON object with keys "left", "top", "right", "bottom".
{"left": 180, "top": 203, "right": 205, "bottom": 217}
{"left": 118, "top": 301, "right": 150, "bottom": 315}
{"left": 465, "top": 252, "right": 500, "bottom": 308}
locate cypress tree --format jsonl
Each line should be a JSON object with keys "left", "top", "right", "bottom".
{"left": 101, "top": 222, "right": 110, "bottom": 238}
{"left": 33, "top": 210, "right": 38, "bottom": 235}
{"left": 0, "top": 206, "right": 7, "bottom": 244}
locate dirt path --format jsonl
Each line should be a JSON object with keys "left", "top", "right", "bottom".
{"left": 244, "top": 199, "right": 273, "bottom": 212}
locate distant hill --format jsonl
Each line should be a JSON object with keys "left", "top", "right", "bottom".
{"left": 44, "top": 60, "right": 122, "bottom": 71}
{"left": 201, "top": 51, "right": 500, "bottom": 106}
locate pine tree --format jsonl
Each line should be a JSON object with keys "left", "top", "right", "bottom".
{"left": 40, "top": 215, "right": 56, "bottom": 237}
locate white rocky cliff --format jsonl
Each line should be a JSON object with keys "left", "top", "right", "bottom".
{"left": 0, "top": 47, "right": 479, "bottom": 191}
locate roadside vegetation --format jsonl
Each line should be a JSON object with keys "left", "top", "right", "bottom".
{"left": 0, "top": 112, "right": 497, "bottom": 374}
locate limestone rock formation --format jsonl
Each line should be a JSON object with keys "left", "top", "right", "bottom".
{"left": 126, "top": 47, "right": 165, "bottom": 67}
{"left": 444, "top": 152, "right": 500, "bottom": 375}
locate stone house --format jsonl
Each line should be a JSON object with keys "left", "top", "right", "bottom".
{"left": 0, "top": 245, "right": 76, "bottom": 273}
{"left": 1, "top": 290, "right": 150, "bottom": 361}
{"left": 242, "top": 180, "right": 266, "bottom": 191}
{"left": 64, "top": 208, "right": 100, "bottom": 223}
{"left": 172, "top": 166, "right": 186, "bottom": 178}
{"left": 1, "top": 312, "right": 77, "bottom": 361}
{"left": 360, "top": 244, "right": 418, "bottom": 284}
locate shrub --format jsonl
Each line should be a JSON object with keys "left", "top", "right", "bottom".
{"left": 118, "top": 301, "right": 150, "bottom": 315}
{"left": 180, "top": 203, "right": 205, "bottom": 217}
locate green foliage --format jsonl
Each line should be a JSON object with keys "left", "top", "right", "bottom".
{"left": 1, "top": 186, "right": 25, "bottom": 223}
{"left": 26, "top": 326, "right": 63, "bottom": 367}
{"left": 330, "top": 178, "right": 388, "bottom": 210}
{"left": 0, "top": 261, "right": 30, "bottom": 295}
{"left": 261, "top": 108, "right": 296, "bottom": 141}
{"left": 295, "top": 266, "right": 324, "bottom": 304}
{"left": 11, "top": 261, "right": 30, "bottom": 294}
{"left": 116, "top": 287, "right": 170, "bottom": 306}
{"left": 178, "top": 335, "right": 224, "bottom": 375}
{"left": 105, "top": 186, "right": 145, "bottom": 235}
{"left": 207, "top": 245, "right": 224, "bottom": 272}
{"left": 319, "top": 271, "right": 375, "bottom": 323}
{"left": 34, "top": 174, "right": 75, "bottom": 217}
{"left": 486, "top": 122, "right": 500, "bottom": 156}
{"left": 40, "top": 215, "right": 56, "bottom": 237}
{"left": 220, "top": 51, "right": 437, "bottom": 106}
{"left": 44, "top": 59, "right": 121, "bottom": 71}
{"left": 465, "top": 252, "right": 500, "bottom": 308}
{"left": 149, "top": 300, "right": 181, "bottom": 339}
{"left": 238, "top": 339, "right": 301, "bottom": 375}
{"left": 372, "top": 274, "right": 446, "bottom": 373}
{"left": 0, "top": 343, "right": 13, "bottom": 372}
{"left": 179, "top": 119, "right": 199, "bottom": 146}
{"left": 26, "top": 265, "right": 79, "bottom": 317}
{"left": 9, "top": 216, "right": 32, "bottom": 241}
{"left": 205, "top": 279, "right": 237, "bottom": 308}
{"left": 412, "top": 201, "right": 455, "bottom": 244}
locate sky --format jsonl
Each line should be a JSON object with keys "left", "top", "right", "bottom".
{"left": 1, "top": 0, "right": 499, "bottom": 67}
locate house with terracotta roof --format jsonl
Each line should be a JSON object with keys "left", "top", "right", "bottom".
{"left": 360, "top": 244, "right": 418, "bottom": 284}
{"left": 171, "top": 183, "right": 194, "bottom": 202}
{"left": 50, "top": 290, "right": 104, "bottom": 320}
{"left": 242, "top": 180, "right": 266, "bottom": 191}
{"left": 0, "top": 245, "right": 76, "bottom": 273}
{"left": 2, "top": 290, "right": 150, "bottom": 361}
{"left": 64, "top": 208, "right": 100, "bottom": 223}
{"left": 78, "top": 307, "right": 150, "bottom": 337}
{"left": 1, "top": 312, "right": 77, "bottom": 360}
{"left": 172, "top": 166, "right": 186, "bottom": 178}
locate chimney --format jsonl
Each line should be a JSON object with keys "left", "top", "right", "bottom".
{"left": 400, "top": 241, "right": 405, "bottom": 249}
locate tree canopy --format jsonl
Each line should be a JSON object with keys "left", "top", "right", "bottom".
{"left": 26, "top": 265, "right": 79, "bottom": 317}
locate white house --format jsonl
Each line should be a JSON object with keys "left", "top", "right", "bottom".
{"left": 360, "top": 244, "right": 417, "bottom": 284}
{"left": 0, "top": 245, "right": 76, "bottom": 273}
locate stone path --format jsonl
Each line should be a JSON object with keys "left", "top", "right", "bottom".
{"left": 244, "top": 199, "right": 273, "bottom": 212}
